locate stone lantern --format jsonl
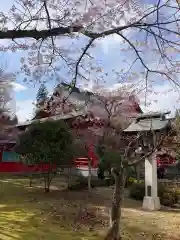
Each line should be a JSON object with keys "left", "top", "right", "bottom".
{"left": 124, "top": 112, "right": 171, "bottom": 210}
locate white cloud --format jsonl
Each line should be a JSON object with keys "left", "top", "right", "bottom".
{"left": 16, "top": 99, "right": 34, "bottom": 122}
{"left": 12, "top": 82, "right": 27, "bottom": 92}
{"left": 99, "top": 34, "right": 123, "bottom": 54}
{"left": 140, "top": 83, "right": 180, "bottom": 117}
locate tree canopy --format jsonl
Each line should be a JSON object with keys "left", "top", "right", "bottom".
{"left": 15, "top": 120, "right": 73, "bottom": 167}
{"left": 36, "top": 83, "right": 48, "bottom": 104}
{"left": 0, "top": 0, "right": 178, "bottom": 94}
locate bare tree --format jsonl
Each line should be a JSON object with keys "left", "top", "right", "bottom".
{"left": 72, "top": 111, "right": 105, "bottom": 193}
{"left": 0, "top": 0, "right": 178, "bottom": 94}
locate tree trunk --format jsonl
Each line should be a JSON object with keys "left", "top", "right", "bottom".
{"left": 45, "top": 185, "right": 50, "bottom": 192}
{"left": 136, "top": 165, "right": 140, "bottom": 183}
{"left": 29, "top": 175, "right": 33, "bottom": 187}
{"left": 44, "top": 172, "right": 51, "bottom": 193}
{"left": 104, "top": 169, "right": 125, "bottom": 240}
{"left": 67, "top": 166, "right": 72, "bottom": 188}
{"left": 88, "top": 157, "right": 92, "bottom": 193}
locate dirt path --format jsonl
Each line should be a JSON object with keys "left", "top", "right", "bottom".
{"left": 94, "top": 187, "right": 180, "bottom": 239}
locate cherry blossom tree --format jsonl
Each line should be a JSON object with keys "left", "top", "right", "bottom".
{"left": 62, "top": 87, "right": 149, "bottom": 239}
{"left": 95, "top": 93, "right": 171, "bottom": 240}
{"left": 0, "top": 0, "right": 178, "bottom": 97}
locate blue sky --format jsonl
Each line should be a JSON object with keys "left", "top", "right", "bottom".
{"left": 0, "top": 0, "right": 179, "bottom": 122}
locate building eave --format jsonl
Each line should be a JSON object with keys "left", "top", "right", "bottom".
{"left": 15, "top": 110, "right": 86, "bottom": 128}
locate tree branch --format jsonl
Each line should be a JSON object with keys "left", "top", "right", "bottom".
{"left": 63, "top": 38, "right": 95, "bottom": 102}
{"left": 1, "top": 26, "right": 84, "bottom": 40}
{"left": 0, "top": 19, "right": 179, "bottom": 41}
{"left": 128, "top": 128, "right": 173, "bottom": 166}
{"left": 117, "top": 32, "right": 180, "bottom": 87}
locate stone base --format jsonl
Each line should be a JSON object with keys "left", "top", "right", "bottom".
{"left": 142, "top": 196, "right": 161, "bottom": 211}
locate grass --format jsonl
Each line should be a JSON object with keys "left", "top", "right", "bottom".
{"left": 0, "top": 177, "right": 180, "bottom": 239}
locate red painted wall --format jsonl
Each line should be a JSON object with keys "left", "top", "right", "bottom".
{"left": 0, "top": 144, "right": 176, "bottom": 172}
{"left": 0, "top": 162, "right": 56, "bottom": 173}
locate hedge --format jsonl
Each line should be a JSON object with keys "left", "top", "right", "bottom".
{"left": 129, "top": 182, "right": 180, "bottom": 207}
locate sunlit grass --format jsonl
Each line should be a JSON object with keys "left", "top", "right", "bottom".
{"left": 0, "top": 176, "right": 102, "bottom": 240}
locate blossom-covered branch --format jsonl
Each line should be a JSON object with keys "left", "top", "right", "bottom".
{"left": 0, "top": 18, "right": 178, "bottom": 41}
{"left": 0, "top": 0, "right": 179, "bottom": 89}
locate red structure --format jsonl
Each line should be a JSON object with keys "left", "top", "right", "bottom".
{"left": 0, "top": 83, "right": 145, "bottom": 173}
{"left": 0, "top": 117, "right": 176, "bottom": 173}
{"left": 0, "top": 162, "right": 55, "bottom": 173}
{"left": 0, "top": 141, "right": 57, "bottom": 173}
{"left": 73, "top": 144, "right": 99, "bottom": 169}
{"left": 0, "top": 113, "right": 103, "bottom": 173}
{"left": 157, "top": 153, "right": 176, "bottom": 167}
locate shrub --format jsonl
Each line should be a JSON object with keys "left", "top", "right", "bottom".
{"left": 129, "top": 182, "right": 180, "bottom": 207}
{"left": 68, "top": 181, "right": 89, "bottom": 191}
{"left": 68, "top": 176, "right": 90, "bottom": 191}
{"left": 129, "top": 182, "right": 145, "bottom": 200}
{"left": 158, "top": 184, "right": 179, "bottom": 207}
{"left": 127, "top": 177, "right": 144, "bottom": 185}
{"left": 175, "top": 188, "right": 180, "bottom": 200}
{"left": 68, "top": 177, "right": 114, "bottom": 190}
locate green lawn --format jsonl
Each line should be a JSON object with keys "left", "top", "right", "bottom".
{"left": 0, "top": 176, "right": 180, "bottom": 239}
{"left": 0, "top": 176, "right": 105, "bottom": 240}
